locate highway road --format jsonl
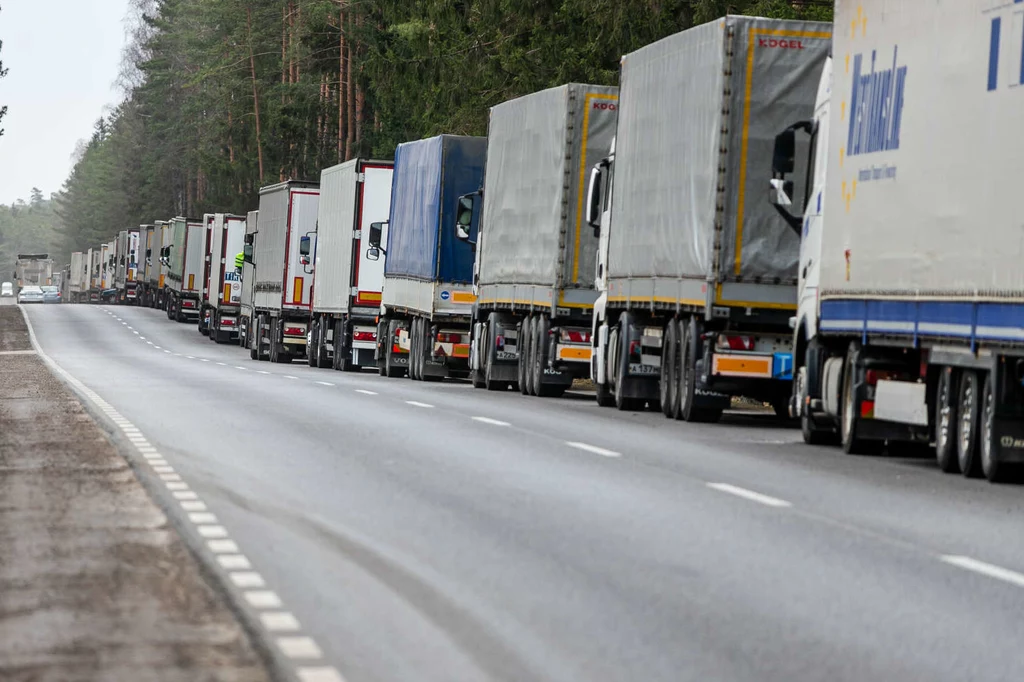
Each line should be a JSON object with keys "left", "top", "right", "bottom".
{"left": 22, "top": 303, "right": 1024, "bottom": 682}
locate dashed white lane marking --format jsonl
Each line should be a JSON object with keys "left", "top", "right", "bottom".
{"left": 284, "top": 375, "right": 298, "bottom": 380}
{"left": 277, "top": 636, "right": 323, "bottom": 659}
{"left": 200, "top": 358, "right": 210, "bottom": 362}
{"left": 133, "top": 331, "right": 139, "bottom": 335}
{"left": 707, "top": 483, "right": 792, "bottom": 508}
{"left": 355, "top": 389, "right": 377, "bottom": 396}
{"left": 315, "top": 381, "right": 335, "bottom": 386}
{"left": 261, "top": 611, "right": 301, "bottom": 632}
{"left": 235, "top": 366, "right": 248, "bottom": 371}
{"left": 186, "top": 356, "right": 195, "bottom": 359}
{"left": 216, "top": 362, "right": 227, "bottom": 366}
{"left": 472, "top": 416, "right": 510, "bottom": 427}
{"left": 941, "top": 555, "right": 1024, "bottom": 589}
{"left": 257, "top": 370, "right": 271, "bottom": 375}
{"left": 296, "top": 667, "right": 346, "bottom": 682}
{"left": 23, "top": 308, "right": 353, "bottom": 682}
{"left": 405, "top": 401, "right": 433, "bottom": 408}
{"left": 566, "top": 441, "right": 621, "bottom": 458}
{"left": 229, "top": 571, "right": 266, "bottom": 588}
{"left": 218, "top": 554, "right": 253, "bottom": 570}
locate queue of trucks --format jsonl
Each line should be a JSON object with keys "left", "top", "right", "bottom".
{"left": 53, "top": 3, "right": 1024, "bottom": 483}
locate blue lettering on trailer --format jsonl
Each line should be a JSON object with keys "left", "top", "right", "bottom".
{"left": 847, "top": 47, "right": 907, "bottom": 157}
{"left": 985, "top": 0, "right": 1024, "bottom": 92}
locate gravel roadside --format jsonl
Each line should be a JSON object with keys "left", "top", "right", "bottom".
{"left": 0, "top": 306, "right": 270, "bottom": 682}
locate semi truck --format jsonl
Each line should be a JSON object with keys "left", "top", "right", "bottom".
{"left": 13, "top": 254, "right": 54, "bottom": 288}
{"left": 247, "top": 181, "right": 319, "bottom": 363}
{"left": 456, "top": 83, "right": 617, "bottom": 395}
{"left": 69, "top": 252, "right": 87, "bottom": 302}
{"left": 139, "top": 225, "right": 155, "bottom": 305}
{"left": 163, "top": 216, "right": 204, "bottom": 322}
{"left": 200, "top": 213, "right": 246, "bottom": 344}
{"left": 305, "top": 159, "right": 393, "bottom": 371}
{"left": 114, "top": 228, "right": 142, "bottom": 305}
{"left": 240, "top": 210, "right": 258, "bottom": 353}
{"left": 369, "top": 135, "right": 485, "bottom": 379}
{"left": 585, "top": 15, "right": 830, "bottom": 418}
{"left": 769, "top": 0, "right": 1024, "bottom": 482}
{"left": 149, "top": 220, "right": 172, "bottom": 309}
{"left": 198, "top": 214, "right": 216, "bottom": 335}
{"left": 88, "top": 247, "right": 101, "bottom": 302}
{"left": 101, "top": 241, "right": 117, "bottom": 301}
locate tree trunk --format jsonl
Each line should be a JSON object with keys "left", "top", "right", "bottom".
{"left": 338, "top": 1, "right": 347, "bottom": 162}
{"left": 247, "top": 6, "right": 265, "bottom": 184}
{"left": 345, "top": 10, "right": 355, "bottom": 160}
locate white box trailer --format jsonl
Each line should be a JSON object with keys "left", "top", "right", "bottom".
{"left": 114, "top": 228, "right": 142, "bottom": 305}
{"left": 588, "top": 15, "right": 830, "bottom": 417}
{"left": 164, "top": 216, "right": 205, "bottom": 322}
{"left": 306, "top": 159, "right": 393, "bottom": 371}
{"left": 240, "top": 210, "right": 258, "bottom": 352}
{"left": 139, "top": 225, "right": 156, "bottom": 305}
{"left": 69, "top": 252, "right": 87, "bottom": 302}
{"left": 87, "top": 247, "right": 101, "bottom": 302}
{"left": 250, "top": 181, "right": 320, "bottom": 363}
{"left": 100, "top": 241, "right": 116, "bottom": 301}
{"left": 198, "top": 214, "right": 216, "bottom": 336}
{"left": 149, "top": 220, "right": 172, "bottom": 309}
{"left": 771, "top": 0, "right": 1024, "bottom": 482}
{"left": 200, "top": 213, "right": 246, "bottom": 344}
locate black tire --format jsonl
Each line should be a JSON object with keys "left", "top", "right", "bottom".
{"left": 384, "top": 321, "right": 404, "bottom": 378}
{"left": 376, "top": 320, "right": 388, "bottom": 376}
{"left": 421, "top": 320, "right": 443, "bottom": 383}
{"left": 249, "top": 315, "right": 260, "bottom": 361}
{"left": 659, "top": 321, "right": 678, "bottom": 418}
{"left": 794, "top": 364, "right": 839, "bottom": 445}
{"left": 520, "top": 317, "right": 534, "bottom": 396}
{"left": 980, "top": 372, "right": 1009, "bottom": 483}
{"left": 771, "top": 397, "right": 794, "bottom": 422}
{"left": 412, "top": 318, "right": 424, "bottom": 381}
{"left": 957, "top": 370, "right": 983, "bottom": 478}
{"left": 678, "top": 318, "right": 721, "bottom": 423}
{"left": 484, "top": 321, "right": 505, "bottom": 391}
{"left": 934, "top": 367, "right": 960, "bottom": 473}
{"left": 614, "top": 313, "right": 642, "bottom": 411}
{"left": 840, "top": 344, "right": 881, "bottom": 455}
{"left": 596, "top": 326, "right": 617, "bottom": 408}
{"left": 532, "top": 315, "right": 556, "bottom": 397}
{"left": 316, "top": 319, "right": 332, "bottom": 369}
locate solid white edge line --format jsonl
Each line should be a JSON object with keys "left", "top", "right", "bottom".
{"left": 941, "top": 555, "right": 1024, "bottom": 589}
{"left": 566, "top": 441, "right": 621, "bottom": 458}
{"left": 706, "top": 482, "right": 792, "bottom": 508}
{"left": 472, "top": 416, "right": 511, "bottom": 427}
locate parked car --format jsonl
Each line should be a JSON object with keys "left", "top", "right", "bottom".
{"left": 41, "top": 285, "right": 61, "bottom": 303}
{"left": 1, "top": 281, "right": 13, "bottom": 297}
{"left": 18, "top": 285, "right": 44, "bottom": 304}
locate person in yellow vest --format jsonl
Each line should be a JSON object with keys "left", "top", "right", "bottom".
{"left": 235, "top": 251, "right": 244, "bottom": 273}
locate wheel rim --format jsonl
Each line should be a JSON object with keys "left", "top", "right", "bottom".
{"left": 959, "top": 376, "right": 975, "bottom": 456}
{"left": 842, "top": 372, "right": 855, "bottom": 443}
{"left": 680, "top": 327, "right": 692, "bottom": 412}
{"left": 938, "top": 373, "right": 951, "bottom": 450}
{"left": 981, "top": 379, "right": 994, "bottom": 472}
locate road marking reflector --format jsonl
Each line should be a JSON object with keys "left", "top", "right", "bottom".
{"left": 941, "top": 555, "right": 1024, "bottom": 589}
{"left": 707, "top": 482, "right": 792, "bottom": 508}
{"left": 217, "top": 554, "right": 252, "bottom": 570}
{"left": 472, "top": 416, "right": 510, "bottom": 427}
{"left": 277, "top": 636, "right": 323, "bottom": 659}
{"left": 566, "top": 441, "right": 621, "bottom": 458}
{"left": 261, "top": 611, "right": 301, "bottom": 632}
{"left": 244, "top": 590, "right": 283, "bottom": 608}
{"left": 229, "top": 571, "right": 266, "bottom": 588}
{"left": 406, "top": 401, "right": 433, "bottom": 408}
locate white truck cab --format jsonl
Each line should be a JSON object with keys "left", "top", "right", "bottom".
{"left": 585, "top": 137, "right": 614, "bottom": 391}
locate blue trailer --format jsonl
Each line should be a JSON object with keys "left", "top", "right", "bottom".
{"left": 371, "top": 135, "right": 486, "bottom": 380}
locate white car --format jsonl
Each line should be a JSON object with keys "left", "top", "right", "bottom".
{"left": 1, "top": 282, "right": 12, "bottom": 297}
{"left": 17, "top": 285, "right": 44, "bottom": 304}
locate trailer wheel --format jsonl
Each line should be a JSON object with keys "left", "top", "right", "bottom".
{"left": 532, "top": 315, "right": 554, "bottom": 397}
{"left": 614, "top": 313, "right": 642, "bottom": 411}
{"left": 307, "top": 319, "right": 319, "bottom": 367}
{"left": 934, "top": 367, "right": 960, "bottom": 473}
{"left": 384, "top": 320, "right": 404, "bottom": 378}
{"left": 521, "top": 317, "right": 535, "bottom": 396}
{"left": 957, "top": 370, "right": 984, "bottom": 478}
{"left": 980, "top": 372, "right": 1010, "bottom": 483}
{"left": 840, "top": 344, "right": 881, "bottom": 455}
{"left": 679, "top": 318, "right": 721, "bottom": 423}
{"left": 249, "top": 316, "right": 260, "bottom": 360}
{"left": 409, "top": 318, "right": 422, "bottom": 381}
{"left": 484, "top": 320, "right": 505, "bottom": 391}
{"left": 659, "top": 320, "right": 678, "bottom": 418}
{"left": 269, "top": 319, "right": 281, "bottom": 363}
{"left": 376, "top": 320, "right": 387, "bottom": 376}
{"left": 315, "top": 319, "right": 331, "bottom": 369}
{"left": 796, "top": 366, "right": 838, "bottom": 445}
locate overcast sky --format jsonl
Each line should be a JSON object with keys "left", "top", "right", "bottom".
{"left": 0, "top": 0, "right": 130, "bottom": 205}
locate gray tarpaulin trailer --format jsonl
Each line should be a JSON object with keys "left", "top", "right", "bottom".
{"left": 588, "top": 15, "right": 831, "bottom": 418}
{"left": 458, "top": 83, "right": 618, "bottom": 395}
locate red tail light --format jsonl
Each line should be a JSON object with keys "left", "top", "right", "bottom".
{"left": 182, "top": 299, "right": 196, "bottom": 309}
{"left": 718, "top": 334, "right": 754, "bottom": 351}
{"left": 860, "top": 400, "right": 875, "bottom": 418}
{"left": 437, "top": 332, "right": 462, "bottom": 343}
{"left": 353, "top": 331, "right": 376, "bottom": 342}
{"left": 284, "top": 326, "right": 304, "bottom": 336}
{"left": 220, "top": 318, "right": 236, "bottom": 326}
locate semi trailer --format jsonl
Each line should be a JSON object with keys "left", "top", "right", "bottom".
{"left": 456, "top": 83, "right": 617, "bottom": 395}
{"left": 139, "top": 225, "right": 155, "bottom": 305}
{"left": 150, "top": 220, "right": 172, "bottom": 309}
{"left": 114, "top": 228, "right": 142, "bottom": 305}
{"left": 305, "top": 159, "right": 394, "bottom": 371}
{"left": 164, "top": 216, "right": 204, "bottom": 321}
{"left": 88, "top": 247, "right": 101, "bottom": 302}
{"left": 14, "top": 254, "right": 54, "bottom": 288}
{"left": 586, "top": 15, "right": 830, "bottom": 418}
{"left": 247, "top": 181, "right": 319, "bottom": 363}
{"left": 240, "top": 210, "right": 258, "bottom": 352}
{"left": 201, "top": 213, "right": 246, "bottom": 344}
{"left": 370, "top": 135, "right": 486, "bottom": 380}
{"left": 68, "top": 252, "right": 87, "bottom": 302}
{"left": 770, "top": 0, "right": 1024, "bottom": 482}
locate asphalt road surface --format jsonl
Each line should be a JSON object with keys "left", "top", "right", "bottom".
{"left": 22, "top": 303, "right": 1024, "bottom": 682}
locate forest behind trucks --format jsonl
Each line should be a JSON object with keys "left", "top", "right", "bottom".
{"left": 305, "top": 159, "right": 393, "bottom": 371}
{"left": 455, "top": 83, "right": 617, "bottom": 395}
{"left": 586, "top": 15, "right": 830, "bottom": 419}
{"left": 369, "top": 135, "right": 485, "bottom": 380}
{"left": 770, "top": 0, "right": 1024, "bottom": 482}
{"left": 247, "top": 181, "right": 320, "bottom": 363}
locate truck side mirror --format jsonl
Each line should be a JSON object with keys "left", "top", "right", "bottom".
{"left": 366, "top": 246, "right": 380, "bottom": 262}
{"left": 368, "top": 222, "right": 385, "bottom": 248}
{"left": 243, "top": 243, "right": 254, "bottom": 264}
{"left": 586, "top": 163, "right": 605, "bottom": 235}
{"left": 772, "top": 129, "right": 796, "bottom": 176}
{"left": 299, "top": 235, "right": 311, "bottom": 256}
